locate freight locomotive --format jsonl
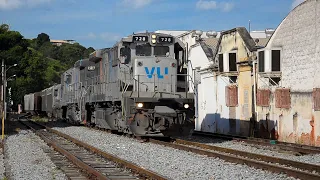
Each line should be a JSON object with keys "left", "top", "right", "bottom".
{"left": 24, "top": 32, "right": 195, "bottom": 137}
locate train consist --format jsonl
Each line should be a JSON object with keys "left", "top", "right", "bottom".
{"left": 24, "top": 32, "right": 195, "bottom": 137}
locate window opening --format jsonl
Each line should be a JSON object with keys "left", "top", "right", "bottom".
{"left": 218, "top": 54, "right": 223, "bottom": 72}
{"left": 229, "top": 76, "right": 237, "bottom": 83}
{"left": 271, "top": 50, "right": 280, "bottom": 71}
{"left": 154, "top": 46, "right": 169, "bottom": 56}
{"left": 66, "top": 75, "right": 72, "bottom": 84}
{"left": 275, "top": 88, "right": 290, "bottom": 108}
{"left": 313, "top": 88, "right": 320, "bottom": 111}
{"left": 258, "top": 51, "right": 265, "bottom": 72}
{"left": 226, "top": 86, "right": 238, "bottom": 107}
{"left": 256, "top": 89, "right": 270, "bottom": 107}
{"left": 229, "top": 53, "right": 237, "bottom": 71}
{"left": 269, "top": 77, "right": 280, "bottom": 86}
{"left": 136, "top": 44, "right": 151, "bottom": 56}
{"left": 54, "top": 89, "right": 58, "bottom": 97}
{"left": 120, "top": 47, "right": 131, "bottom": 64}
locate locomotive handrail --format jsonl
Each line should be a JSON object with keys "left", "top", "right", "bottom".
{"left": 62, "top": 72, "right": 195, "bottom": 102}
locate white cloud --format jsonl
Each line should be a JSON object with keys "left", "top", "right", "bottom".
{"left": 0, "top": 0, "right": 52, "bottom": 10}
{"left": 196, "top": 0, "right": 234, "bottom": 12}
{"left": 196, "top": 0, "right": 217, "bottom": 10}
{"left": 121, "top": 0, "right": 152, "bottom": 9}
{"left": 291, "top": 0, "right": 305, "bottom": 9}
{"left": 221, "top": 2, "right": 234, "bottom": 12}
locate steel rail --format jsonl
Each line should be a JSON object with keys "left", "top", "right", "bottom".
{"left": 27, "top": 120, "right": 169, "bottom": 180}
{"left": 174, "top": 138, "right": 320, "bottom": 174}
{"left": 47, "top": 127, "right": 168, "bottom": 180}
{"left": 149, "top": 139, "right": 320, "bottom": 180}
{"left": 36, "top": 131, "right": 109, "bottom": 180}
{"left": 193, "top": 131, "right": 320, "bottom": 155}
{"left": 19, "top": 120, "right": 108, "bottom": 180}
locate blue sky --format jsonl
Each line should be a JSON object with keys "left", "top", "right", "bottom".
{"left": 0, "top": 0, "right": 304, "bottom": 49}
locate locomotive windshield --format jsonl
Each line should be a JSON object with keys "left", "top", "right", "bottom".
{"left": 154, "top": 46, "right": 169, "bottom": 57}
{"left": 136, "top": 44, "right": 151, "bottom": 56}
{"left": 120, "top": 46, "right": 131, "bottom": 64}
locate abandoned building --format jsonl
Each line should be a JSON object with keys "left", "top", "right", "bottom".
{"left": 256, "top": 0, "right": 320, "bottom": 146}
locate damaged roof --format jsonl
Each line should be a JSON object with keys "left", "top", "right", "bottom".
{"left": 212, "top": 27, "right": 257, "bottom": 61}
{"left": 234, "top": 27, "right": 257, "bottom": 52}
{"left": 199, "top": 38, "right": 219, "bottom": 61}
{"left": 253, "top": 37, "right": 270, "bottom": 48}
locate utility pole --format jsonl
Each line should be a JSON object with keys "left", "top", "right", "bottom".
{"left": 1, "top": 59, "right": 4, "bottom": 140}
{"left": 4, "top": 67, "right": 6, "bottom": 121}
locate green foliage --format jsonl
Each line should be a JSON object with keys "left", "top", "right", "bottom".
{"left": 45, "top": 57, "right": 67, "bottom": 86}
{"left": 36, "top": 33, "right": 50, "bottom": 47}
{"left": 0, "top": 24, "right": 95, "bottom": 109}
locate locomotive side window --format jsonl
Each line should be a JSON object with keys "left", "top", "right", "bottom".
{"left": 136, "top": 44, "right": 151, "bottom": 56}
{"left": 154, "top": 46, "right": 169, "bottom": 57}
{"left": 120, "top": 47, "right": 131, "bottom": 64}
{"left": 66, "top": 74, "right": 72, "bottom": 84}
{"left": 54, "top": 89, "right": 58, "bottom": 97}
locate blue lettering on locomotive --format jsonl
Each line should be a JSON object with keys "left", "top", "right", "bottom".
{"left": 144, "top": 67, "right": 168, "bottom": 79}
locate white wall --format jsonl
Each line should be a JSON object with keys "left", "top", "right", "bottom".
{"left": 196, "top": 70, "right": 242, "bottom": 134}
{"left": 188, "top": 45, "right": 211, "bottom": 93}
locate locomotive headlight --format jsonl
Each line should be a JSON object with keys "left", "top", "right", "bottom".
{"left": 184, "top": 104, "right": 189, "bottom": 109}
{"left": 137, "top": 103, "right": 144, "bottom": 108}
{"left": 151, "top": 34, "right": 156, "bottom": 44}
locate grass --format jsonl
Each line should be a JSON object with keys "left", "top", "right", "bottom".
{"left": 31, "top": 116, "right": 48, "bottom": 123}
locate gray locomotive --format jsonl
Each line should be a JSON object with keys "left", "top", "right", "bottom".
{"left": 24, "top": 32, "right": 195, "bottom": 137}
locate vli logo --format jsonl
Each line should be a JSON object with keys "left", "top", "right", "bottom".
{"left": 144, "top": 67, "right": 168, "bottom": 79}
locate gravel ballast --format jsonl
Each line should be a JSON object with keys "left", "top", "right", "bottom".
{"left": 0, "top": 152, "right": 4, "bottom": 179}
{"left": 5, "top": 130, "right": 67, "bottom": 180}
{"left": 180, "top": 135, "right": 320, "bottom": 165}
{"left": 53, "top": 126, "right": 297, "bottom": 180}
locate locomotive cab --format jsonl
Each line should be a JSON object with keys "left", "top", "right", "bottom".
{"left": 119, "top": 33, "right": 188, "bottom": 95}
{"left": 117, "top": 33, "right": 195, "bottom": 136}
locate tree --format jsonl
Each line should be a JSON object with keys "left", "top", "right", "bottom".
{"left": 0, "top": 24, "right": 9, "bottom": 33}
{"left": 0, "top": 24, "right": 95, "bottom": 109}
{"left": 45, "top": 58, "right": 66, "bottom": 86}
{"left": 36, "top": 33, "right": 50, "bottom": 47}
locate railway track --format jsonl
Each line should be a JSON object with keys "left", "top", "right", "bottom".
{"left": 192, "top": 131, "right": 320, "bottom": 155}
{"left": 19, "top": 119, "right": 168, "bottom": 180}
{"left": 77, "top": 125, "right": 320, "bottom": 180}
{"left": 148, "top": 138, "right": 320, "bottom": 180}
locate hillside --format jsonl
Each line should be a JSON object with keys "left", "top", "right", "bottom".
{"left": 0, "top": 24, "right": 95, "bottom": 108}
